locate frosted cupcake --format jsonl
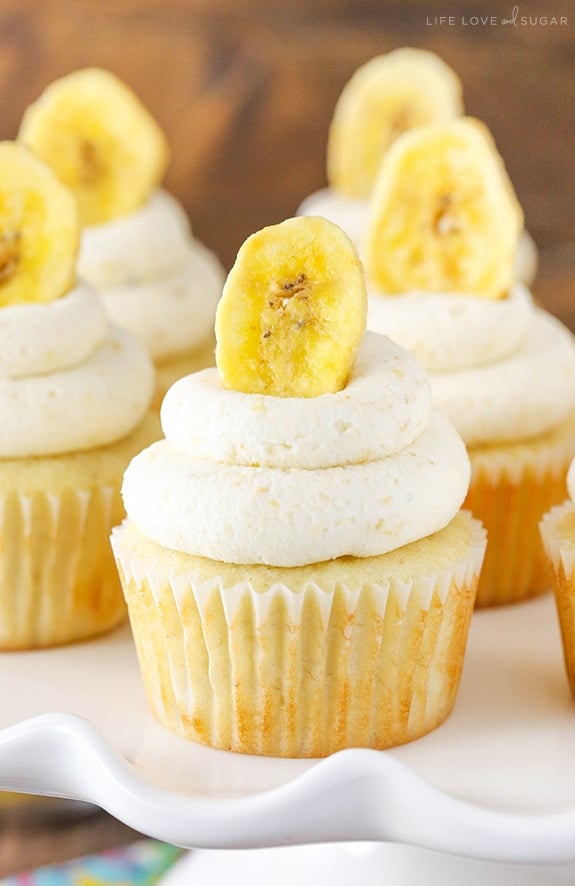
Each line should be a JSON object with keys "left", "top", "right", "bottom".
{"left": 111, "top": 216, "right": 485, "bottom": 757}
{"left": 365, "top": 118, "right": 575, "bottom": 607}
{"left": 540, "top": 462, "right": 575, "bottom": 694}
{"left": 18, "top": 68, "right": 225, "bottom": 409}
{"left": 0, "top": 142, "right": 157, "bottom": 649}
{"left": 297, "top": 48, "right": 537, "bottom": 286}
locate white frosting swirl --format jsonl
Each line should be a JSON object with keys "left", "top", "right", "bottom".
{"left": 78, "top": 189, "right": 225, "bottom": 360}
{"left": 123, "top": 410, "right": 468, "bottom": 567}
{"left": 123, "top": 332, "right": 470, "bottom": 567}
{"left": 160, "top": 332, "right": 432, "bottom": 468}
{"left": 77, "top": 190, "right": 192, "bottom": 287}
{"left": 99, "top": 244, "right": 222, "bottom": 362}
{"left": 0, "top": 284, "right": 108, "bottom": 378}
{"left": 368, "top": 271, "right": 575, "bottom": 446}
{"left": 367, "top": 283, "right": 533, "bottom": 373}
{"left": 432, "top": 310, "right": 575, "bottom": 446}
{"left": 0, "top": 284, "right": 154, "bottom": 458}
{"left": 298, "top": 187, "right": 537, "bottom": 286}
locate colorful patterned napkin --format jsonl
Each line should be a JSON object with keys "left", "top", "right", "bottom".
{"left": 2, "top": 840, "right": 182, "bottom": 885}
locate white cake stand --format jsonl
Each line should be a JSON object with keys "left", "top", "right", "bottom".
{"left": 2, "top": 593, "right": 575, "bottom": 883}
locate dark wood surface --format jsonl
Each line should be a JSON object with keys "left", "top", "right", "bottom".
{"left": 0, "top": 0, "right": 573, "bottom": 875}
{"left": 0, "top": 802, "right": 141, "bottom": 877}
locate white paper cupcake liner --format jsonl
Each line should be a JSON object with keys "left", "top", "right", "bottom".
{"left": 112, "top": 514, "right": 486, "bottom": 757}
{"left": 540, "top": 501, "right": 575, "bottom": 578}
{"left": 467, "top": 413, "right": 575, "bottom": 606}
{"left": 540, "top": 501, "right": 575, "bottom": 695}
{"left": 0, "top": 485, "right": 126, "bottom": 649}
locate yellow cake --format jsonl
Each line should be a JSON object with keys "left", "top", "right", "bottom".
{"left": 111, "top": 216, "right": 485, "bottom": 757}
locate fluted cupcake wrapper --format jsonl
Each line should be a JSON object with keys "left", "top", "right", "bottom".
{"left": 0, "top": 485, "right": 127, "bottom": 649}
{"left": 540, "top": 501, "right": 575, "bottom": 695}
{"left": 467, "top": 418, "right": 575, "bottom": 608}
{"left": 111, "top": 516, "right": 486, "bottom": 758}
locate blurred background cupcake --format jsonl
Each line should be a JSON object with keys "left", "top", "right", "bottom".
{"left": 363, "top": 117, "right": 575, "bottom": 607}
{"left": 0, "top": 141, "right": 158, "bottom": 649}
{"left": 540, "top": 460, "right": 575, "bottom": 694}
{"left": 297, "top": 48, "right": 538, "bottom": 288}
{"left": 18, "top": 68, "right": 225, "bottom": 409}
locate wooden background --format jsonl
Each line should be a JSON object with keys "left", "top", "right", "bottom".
{"left": 0, "top": 0, "right": 574, "bottom": 874}
{"left": 0, "top": 0, "right": 573, "bottom": 267}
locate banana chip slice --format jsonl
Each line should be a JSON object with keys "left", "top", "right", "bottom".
{"left": 0, "top": 142, "right": 78, "bottom": 306}
{"left": 328, "top": 48, "right": 463, "bottom": 199}
{"left": 365, "top": 118, "right": 524, "bottom": 300}
{"left": 19, "top": 68, "right": 168, "bottom": 226}
{"left": 215, "top": 216, "right": 367, "bottom": 397}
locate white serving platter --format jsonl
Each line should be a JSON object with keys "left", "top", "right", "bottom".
{"left": 1, "top": 593, "right": 575, "bottom": 864}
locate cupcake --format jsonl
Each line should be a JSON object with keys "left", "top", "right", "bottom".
{"left": 111, "top": 216, "right": 485, "bottom": 758}
{"left": 365, "top": 117, "right": 575, "bottom": 607}
{"left": 297, "top": 48, "right": 537, "bottom": 286}
{"left": 0, "top": 142, "right": 158, "bottom": 649}
{"left": 18, "top": 68, "right": 225, "bottom": 409}
{"left": 540, "top": 463, "right": 575, "bottom": 695}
